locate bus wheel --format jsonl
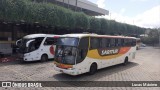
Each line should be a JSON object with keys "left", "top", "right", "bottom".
{"left": 41, "top": 54, "right": 48, "bottom": 62}
{"left": 136, "top": 47, "right": 139, "bottom": 50}
{"left": 20, "top": 60, "right": 26, "bottom": 64}
{"left": 89, "top": 63, "right": 97, "bottom": 75}
{"left": 123, "top": 57, "right": 128, "bottom": 66}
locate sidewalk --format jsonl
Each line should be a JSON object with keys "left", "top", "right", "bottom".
{"left": 0, "top": 54, "right": 18, "bottom": 63}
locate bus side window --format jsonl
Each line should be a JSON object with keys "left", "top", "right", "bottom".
{"left": 124, "top": 39, "right": 128, "bottom": 46}
{"left": 118, "top": 39, "right": 122, "bottom": 47}
{"left": 79, "top": 37, "right": 89, "bottom": 49}
{"left": 35, "top": 37, "right": 44, "bottom": 49}
{"left": 121, "top": 39, "right": 125, "bottom": 46}
{"left": 44, "top": 37, "right": 57, "bottom": 45}
{"left": 106, "top": 38, "right": 111, "bottom": 47}
{"left": 101, "top": 38, "right": 107, "bottom": 48}
{"left": 110, "top": 38, "right": 115, "bottom": 47}
{"left": 125, "top": 39, "right": 131, "bottom": 46}
{"left": 115, "top": 38, "right": 120, "bottom": 47}
{"left": 77, "top": 37, "right": 89, "bottom": 64}
{"left": 132, "top": 39, "right": 136, "bottom": 46}
{"left": 115, "top": 39, "right": 118, "bottom": 47}
{"left": 90, "top": 37, "right": 100, "bottom": 50}
{"left": 129, "top": 39, "right": 132, "bottom": 46}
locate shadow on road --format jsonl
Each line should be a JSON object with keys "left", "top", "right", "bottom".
{"left": 153, "top": 47, "right": 160, "bottom": 49}
{"left": 0, "top": 59, "right": 54, "bottom": 67}
{"left": 137, "top": 47, "right": 146, "bottom": 50}
{"left": 53, "top": 62, "right": 139, "bottom": 82}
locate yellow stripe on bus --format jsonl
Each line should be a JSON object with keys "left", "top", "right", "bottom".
{"left": 87, "top": 47, "right": 131, "bottom": 59}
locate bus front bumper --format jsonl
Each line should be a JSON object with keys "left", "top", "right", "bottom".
{"left": 54, "top": 65, "right": 78, "bottom": 76}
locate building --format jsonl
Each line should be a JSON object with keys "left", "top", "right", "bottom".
{"left": 34, "top": 0, "right": 109, "bottom": 16}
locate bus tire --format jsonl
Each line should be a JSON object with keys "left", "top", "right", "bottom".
{"left": 89, "top": 63, "right": 97, "bottom": 75}
{"left": 41, "top": 54, "right": 48, "bottom": 62}
{"left": 20, "top": 60, "right": 26, "bottom": 64}
{"left": 123, "top": 57, "right": 128, "bottom": 66}
{"left": 136, "top": 47, "right": 139, "bottom": 50}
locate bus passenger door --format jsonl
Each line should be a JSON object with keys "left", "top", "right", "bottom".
{"left": 76, "top": 37, "right": 89, "bottom": 74}
{"left": 43, "top": 37, "right": 57, "bottom": 59}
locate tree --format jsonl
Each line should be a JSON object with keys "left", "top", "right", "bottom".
{"left": 100, "top": 18, "right": 109, "bottom": 34}
{"left": 75, "top": 12, "right": 89, "bottom": 30}
{"left": 148, "top": 29, "right": 159, "bottom": 46}
{"left": 0, "top": 0, "right": 146, "bottom": 35}
{"left": 89, "top": 17, "right": 101, "bottom": 33}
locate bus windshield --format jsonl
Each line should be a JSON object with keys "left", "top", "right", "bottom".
{"left": 56, "top": 37, "right": 79, "bottom": 46}
{"left": 55, "top": 45, "right": 77, "bottom": 65}
{"left": 55, "top": 37, "right": 89, "bottom": 65}
{"left": 18, "top": 37, "right": 44, "bottom": 53}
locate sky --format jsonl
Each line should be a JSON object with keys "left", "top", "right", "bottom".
{"left": 88, "top": 0, "right": 160, "bottom": 28}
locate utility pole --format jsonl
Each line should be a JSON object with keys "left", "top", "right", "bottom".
{"left": 63, "top": 0, "right": 64, "bottom": 6}
{"left": 75, "top": 0, "right": 78, "bottom": 11}
{"left": 68, "top": 0, "right": 70, "bottom": 8}
{"left": 109, "top": 13, "right": 111, "bottom": 20}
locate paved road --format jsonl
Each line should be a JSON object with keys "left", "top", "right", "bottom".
{"left": 0, "top": 47, "right": 160, "bottom": 90}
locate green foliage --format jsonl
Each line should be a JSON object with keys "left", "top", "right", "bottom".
{"left": 65, "top": 11, "right": 76, "bottom": 28}
{"left": 108, "top": 20, "right": 116, "bottom": 34}
{"left": 0, "top": 0, "right": 146, "bottom": 35}
{"left": 148, "top": 29, "right": 159, "bottom": 44}
{"left": 141, "top": 29, "right": 160, "bottom": 45}
{"left": 89, "top": 17, "right": 101, "bottom": 31}
{"left": 0, "top": 0, "right": 33, "bottom": 22}
{"left": 75, "top": 12, "right": 89, "bottom": 29}
{"left": 99, "top": 18, "right": 109, "bottom": 34}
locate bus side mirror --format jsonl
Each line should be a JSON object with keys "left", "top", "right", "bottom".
{"left": 16, "top": 39, "right": 22, "bottom": 47}
{"left": 26, "top": 39, "right": 35, "bottom": 47}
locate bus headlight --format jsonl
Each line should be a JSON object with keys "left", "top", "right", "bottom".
{"left": 24, "top": 54, "right": 30, "bottom": 57}
{"left": 68, "top": 68, "right": 75, "bottom": 70}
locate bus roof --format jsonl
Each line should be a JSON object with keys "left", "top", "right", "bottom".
{"left": 23, "top": 34, "right": 59, "bottom": 39}
{"left": 63, "top": 34, "right": 137, "bottom": 39}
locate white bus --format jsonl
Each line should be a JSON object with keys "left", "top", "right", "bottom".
{"left": 16, "top": 34, "right": 60, "bottom": 62}
{"left": 53, "top": 34, "right": 137, "bottom": 75}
